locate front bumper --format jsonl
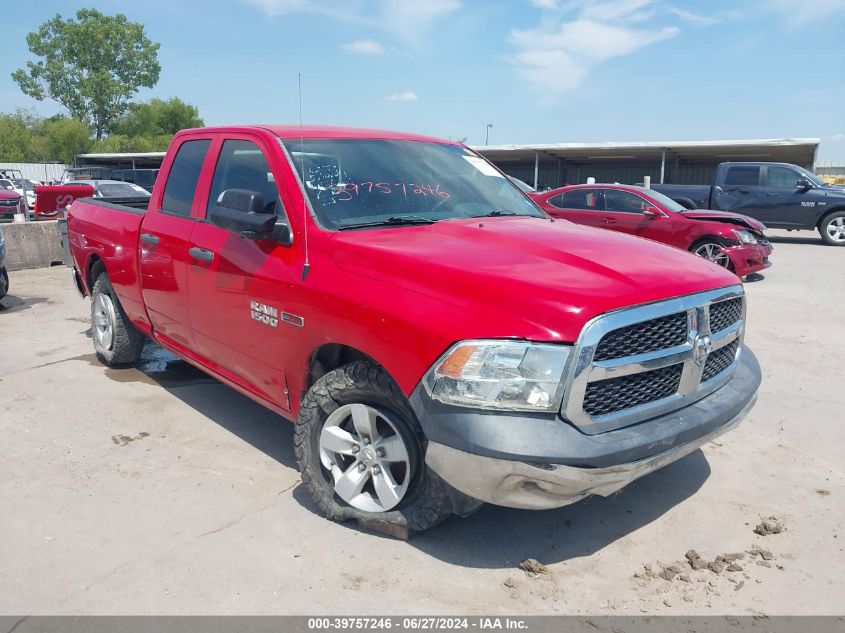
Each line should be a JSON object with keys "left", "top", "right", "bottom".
{"left": 726, "top": 242, "right": 773, "bottom": 277}
{"left": 412, "top": 348, "right": 761, "bottom": 510}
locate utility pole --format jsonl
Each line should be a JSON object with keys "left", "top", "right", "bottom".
{"left": 485, "top": 123, "right": 493, "bottom": 146}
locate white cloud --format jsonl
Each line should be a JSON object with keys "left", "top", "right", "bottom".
{"left": 829, "top": 133, "right": 845, "bottom": 141}
{"left": 343, "top": 39, "right": 385, "bottom": 55}
{"left": 386, "top": 90, "right": 419, "bottom": 102}
{"left": 244, "top": 0, "right": 461, "bottom": 47}
{"left": 764, "top": 0, "right": 845, "bottom": 24}
{"left": 666, "top": 7, "right": 720, "bottom": 26}
{"left": 509, "top": 0, "right": 685, "bottom": 98}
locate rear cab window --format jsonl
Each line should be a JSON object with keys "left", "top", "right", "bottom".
{"left": 554, "top": 189, "right": 603, "bottom": 211}
{"left": 724, "top": 166, "right": 761, "bottom": 187}
{"left": 160, "top": 139, "right": 212, "bottom": 216}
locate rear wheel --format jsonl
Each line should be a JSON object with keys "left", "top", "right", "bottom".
{"left": 0, "top": 267, "right": 8, "bottom": 299}
{"left": 91, "top": 271, "right": 144, "bottom": 366}
{"left": 295, "top": 361, "right": 455, "bottom": 535}
{"left": 819, "top": 211, "right": 845, "bottom": 246}
{"left": 691, "top": 238, "right": 734, "bottom": 271}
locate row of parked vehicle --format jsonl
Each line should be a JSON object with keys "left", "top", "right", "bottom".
{"left": 0, "top": 167, "right": 156, "bottom": 221}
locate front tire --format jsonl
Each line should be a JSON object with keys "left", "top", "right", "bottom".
{"left": 0, "top": 267, "right": 8, "bottom": 299}
{"left": 90, "top": 271, "right": 144, "bottom": 366}
{"left": 819, "top": 211, "right": 845, "bottom": 246}
{"left": 691, "top": 238, "right": 735, "bottom": 271}
{"left": 295, "top": 361, "right": 454, "bottom": 535}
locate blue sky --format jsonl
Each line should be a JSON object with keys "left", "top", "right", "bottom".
{"left": 3, "top": 0, "right": 845, "bottom": 161}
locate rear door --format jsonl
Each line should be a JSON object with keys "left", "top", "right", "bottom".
{"left": 760, "top": 164, "right": 819, "bottom": 228}
{"left": 713, "top": 165, "right": 764, "bottom": 219}
{"left": 187, "top": 134, "right": 301, "bottom": 410}
{"left": 544, "top": 188, "right": 605, "bottom": 227}
{"left": 601, "top": 189, "right": 676, "bottom": 244}
{"left": 139, "top": 137, "right": 213, "bottom": 351}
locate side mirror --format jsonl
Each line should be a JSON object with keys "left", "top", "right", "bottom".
{"left": 208, "top": 189, "right": 293, "bottom": 245}
{"left": 795, "top": 178, "right": 812, "bottom": 191}
{"left": 642, "top": 206, "right": 661, "bottom": 218}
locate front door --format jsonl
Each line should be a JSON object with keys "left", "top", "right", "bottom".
{"left": 188, "top": 136, "right": 301, "bottom": 410}
{"left": 600, "top": 189, "right": 676, "bottom": 244}
{"left": 760, "top": 164, "right": 819, "bottom": 229}
{"left": 139, "top": 138, "right": 212, "bottom": 351}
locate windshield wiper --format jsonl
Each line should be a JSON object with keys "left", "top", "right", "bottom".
{"left": 338, "top": 215, "right": 437, "bottom": 230}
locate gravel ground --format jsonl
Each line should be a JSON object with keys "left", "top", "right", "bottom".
{"left": 0, "top": 229, "right": 842, "bottom": 615}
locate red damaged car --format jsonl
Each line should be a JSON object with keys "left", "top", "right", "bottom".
{"left": 531, "top": 184, "right": 772, "bottom": 278}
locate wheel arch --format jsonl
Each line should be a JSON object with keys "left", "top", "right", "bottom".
{"left": 688, "top": 234, "right": 732, "bottom": 251}
{"left": 85, "top": 254, "right": 106, "bottom": 294}
{"left": 816, "top": 206, "right": 845, "bottom": 229}
{"left": 306, "top": 342, "right": 391, "bottom": 392}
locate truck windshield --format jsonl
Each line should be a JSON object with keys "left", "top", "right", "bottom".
{"left": 281, "top": 139, "right": 544, "bottom": 229}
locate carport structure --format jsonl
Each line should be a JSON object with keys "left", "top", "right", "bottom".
{"left": 475, "top": 138, "right": 820, "bottom": 190}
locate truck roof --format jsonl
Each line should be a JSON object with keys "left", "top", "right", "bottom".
{"left": 177, "top": 125, "right": 461, "bottom": 145}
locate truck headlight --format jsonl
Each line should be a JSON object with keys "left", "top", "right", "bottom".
{"left": 423, "top": 340, "right": 571, "bottom": 412}
{"left": 732, "top": 229, "right": 757, "bottom": 244}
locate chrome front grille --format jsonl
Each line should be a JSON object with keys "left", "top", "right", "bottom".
{"left": 583, "top": 363, "right": 683, "bottom": 417}
{"left": 593, "top": 312, "right": 688, "bottom": 361}
{"left": 703, "top": 339, "right": 740, "bottom": 382}
{"left": 709, "top": 297, "right": 742, "bottom": 334}
{"left": 561, "top": 286, "right": 745, "bottom": 434}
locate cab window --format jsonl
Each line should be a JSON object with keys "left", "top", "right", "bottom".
{"left": 207, "top": 140, "right": 285, "bottom": 218}
{"left": 724, "top": 166, "right": 761, "bottom": 187}
{"left": 766, "top": 166, "right": 801, "bottom": 189}
{"left": 555, "top": 189, "right": 603, "bottom": 210}
{"left": 161, "top": 139, "right": 211, "bottom": 216}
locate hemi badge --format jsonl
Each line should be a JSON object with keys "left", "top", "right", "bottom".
{"left": 282, "top": 312, "right": 304, "bottom": 327}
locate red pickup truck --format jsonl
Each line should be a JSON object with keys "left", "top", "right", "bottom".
{"left": 67, "top": 125, "right": 761, "bottom": 534}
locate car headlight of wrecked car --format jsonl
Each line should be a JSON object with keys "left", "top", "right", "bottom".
{"left": 732, "top": 229, "right": 758, "bottom": 244}
{"left": 423, "top": 340, "right": 571, "bottom": 411}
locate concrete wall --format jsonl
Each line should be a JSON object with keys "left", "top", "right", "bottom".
{"left": 1, "top": 221, "right": 64, "bottom": 271}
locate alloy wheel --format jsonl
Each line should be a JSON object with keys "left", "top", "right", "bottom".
{"left": 694, "top": 242, "right": 731, "bottom": 269}
{"left": 825, "top": 217, "right": 845, "bottom": 243}
{"left": 93, "top": 292, "right": 117, "bottom": 351}
{"left": 319, "top": 403, "right": 412, "bottom": 513}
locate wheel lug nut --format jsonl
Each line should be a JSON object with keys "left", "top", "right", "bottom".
{"left": 376, "top": 448, "right": 385, "bottom": 457}
{"left": 351, "top": 445, "right": 360, "bottom": 453}
{"left": 372, "top": 465, "right": 381, "bottom": 475}
{"left": 358, "top": 463, "right": 366, "bottom": 472}
{"left": 363, "top": 437, "right": 370, "bottom": 445}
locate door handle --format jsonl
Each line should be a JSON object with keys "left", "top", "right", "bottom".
{"left": 188, "top": 247, "right": 215, "bottom": 263}
{"left": 765, "top": 193, "right": 779, "bottom": 197}
{"left": 602, "top": 217, "right": 617, "bottom": 225}
{"left": 140, "top": 233, "right": 159, "bottom": 246}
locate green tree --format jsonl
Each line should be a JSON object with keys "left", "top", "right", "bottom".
{"left": 33, "top": 117, "right": 93, "bottom": 163}
{"left": 111, "top": 97, "right": 203, "bottom": 137}
{"left": 0, "top": 110, "right": 36, "bottom": 161}
{"left": 12, "top": 8, "right": 161, "bottom": 140}
{"left": 89, "top": 133, "right": 171, "bottom": 153}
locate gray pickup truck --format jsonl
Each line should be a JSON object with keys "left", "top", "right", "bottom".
{"left": 653, "top": 161, "right": 845, "bottom": 245}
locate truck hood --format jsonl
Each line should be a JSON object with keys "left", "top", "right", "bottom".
{"left": 331, "top": 217, "right": 738, "bottom": 342}
{"left": 681, "top": 209, "right": 767, "bottom": 232}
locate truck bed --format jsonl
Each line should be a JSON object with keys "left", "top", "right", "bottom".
{"left": 67, "top": 196, "right": 151, "bottom": 332}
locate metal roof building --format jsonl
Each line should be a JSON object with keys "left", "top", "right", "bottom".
{"left": 74, "top": 138, "right": 822, "bottom": 191}
{"left": 75, "top": 151, "right": 166, "bottom": 170}
{"left": 474, "top": 138, "right": 821, "bottom": 190}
